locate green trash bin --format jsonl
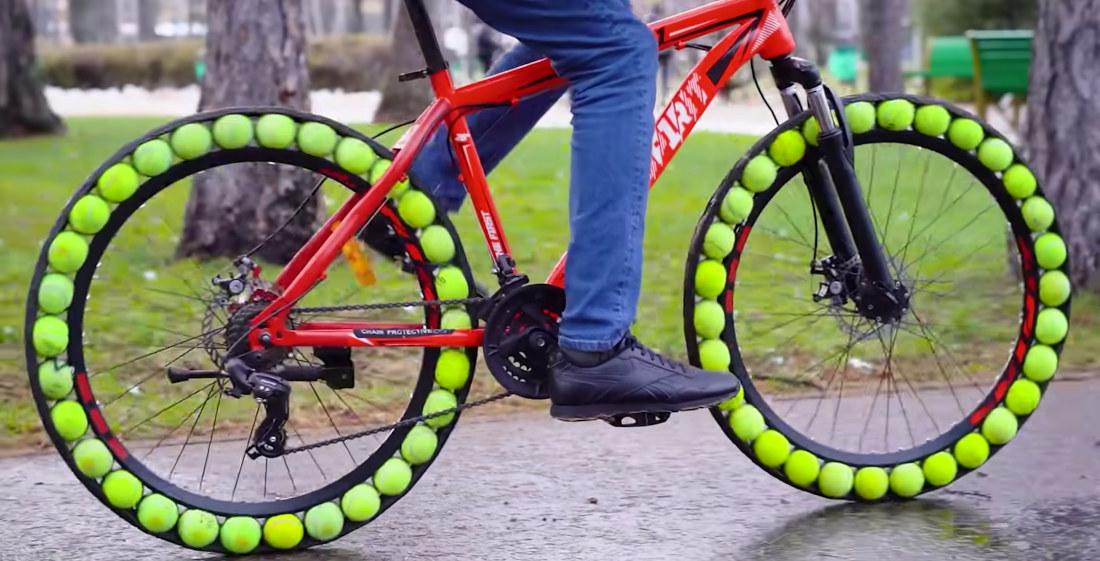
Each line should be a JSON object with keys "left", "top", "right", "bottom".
{"left": 828, "top": 45, "right": 859, "bottom": 85}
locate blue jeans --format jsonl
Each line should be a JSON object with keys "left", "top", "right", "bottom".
{"left": 410, "top": 0, "right": 657, "bottom": 352}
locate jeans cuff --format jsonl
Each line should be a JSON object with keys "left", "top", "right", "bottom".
{"left": 559, "top": 327, "right": 629, "bottom": 352}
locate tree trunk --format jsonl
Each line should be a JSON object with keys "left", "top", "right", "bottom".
{"left": 806, "top": 0, "right": 838, "bottom": 66}
{"left": 69, "top": 0, "right": 118, "bottom": 43}
{"left": 374, "top": 0, "right": 436, "bottom": 123}
{"left": 1022, "top": 0, "right": 1100, "bottom": 290}
{"left": 861, "top": 0, "right": 904, "bottom": 92}
{"left": 382, "top": 0, "right": 395, "bottom": 32}
{"left": 0, "top": 0, "right": 64, "bottom": 139}
{"left": 178, "top": 0, "right": 320, "bottom": 265}
{"left": 348, "top": 0, "right": 363, "bottom": 33}
{"left": 137, "top": 0, "right": 159, "bottom": 40}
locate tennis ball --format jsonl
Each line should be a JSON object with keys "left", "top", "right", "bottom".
{"left": 401, "top": 423, "right": 438, "bottom": 465}
{"left": 212, "top": 114, "right": 254, "bottom": 149}
{"left": 753, "top": 429, "right": 790, "bottom": 468}
{"left": 728, "top": 404, "right": 766, "bottom": 442}
{"left": 784, "top": 450, "right": 820, "bottom": 487}
{"left": 1035, "top": 308, "right": 1068, "bottom": 344}
{"left": 694, "top": 259, "right": 727, "bottom": 299}
{"left": 72, "top": 438, "right": 113, "bottom": 478}
{"left": 1003, "top": 164, "right": 1037, "bottom": 199}
{"left": 341, "top": 484, "right": 381, "bottom": 522}
{"left": 698, "top": 339, "right": 731, "bottom": 371}
{"left": 33, "top": 315, "right": 69, "bottom": 357}
{"left": 1006, "top": 378, "right": 1041, "bottom": 416}
{"left": 69, "top": 195, "right": 111, "bottom": 234}
{"left": 423, "top": 388, "right": 457, "bottom": 428}
{"left": 876, "top": 99, "right": 916, "bottom": 131}
{"left": 703, "top": 223, "right": 736, "bottom": 260}
{"left": 854, "top": 466, "right": 889, "bottom": 500}
{"left": 981, "top": 406, "right": 1018, "bottom": 445}
{"left": 718, "top": 387, "right": 745, "bottom": 412}
{"left": 802, "top": 113, "right": 837, "bottom": 146}
{"left": 914, "top": 104, "right": 951, "bottom": 136}
{"left": 719, "top": 187, "right": 754, "bottom": 224}
{"left": 440, "top": 309, "right": 472, "bottom": 330}
{"left": 398, "top": 190, "right": 437, "bottom": 229}
{"left": 263, "top": 513, "right": 303, "bottom": 549}
{"left": 420, "top": 225, "right": 455, "bottom": 264}
{"left": 694, "top": 299, "right": 726, "bottom": 339}
{"left": 51, "top": 400, "right": 86, "bottom": 441}
{"left": 845, "top": 101, "right": 877, "bottom": 134}
{"left": 169, "top": 123, "right": 213, "bottom": 160}
{"left": 768, "top": 129, "right": 807, "bottom": 167}
{"left": 1039, "top": 271, "right": 1071, "bottom": 307}
{"left": 742, "top": 155, "right": 778, "bottom": 193}
{"left": 297, "top": 121, "right": 338, "bottom": 157}
{"left": 1023, "top": 344, "right": 1058, "bottom": 382}
{"left": 947, "top": 119, "right": 984, "bottom": 151}
{"left": 304, "top": 502, "right": 344, "bottom": 542}
{"left": 178, "top": 510, "right": 220, "bottom": 548}
{"left": 38, "top": 361, "right": 74, "bottom": 400}
{"left": 1034, "top": 233, "right": 1067, "bottom": 270}
{"left": 137, "top": 493, "right": 179, "bottom": 533}
{"left": 48, "top": 231, "right": 89, "bottom": 273}
{"left": 1021, "top": 197, "right": 1055, "bottom": 233}
{"left": 954, "top": 432, "right": 990, "bottom": 469}
{"left": 335, "top": 137, "right": 376, "bottom": 175}
{"left": 435, "top": 348, "right": 470, "bottom": 390}
{"left": 374, "top": 457, "right": 413, "bottom": 496}
{"left": 978, "top": 138, "right": 1015, "bottom": 172}
{"left": 220, "top": 516, "right": 261, "bottom": 554}
{"left": 96, "top": 162, "right": 140, "bottom": 202}
{"left": 133, "top": 139, "right": 173, "bottom": 176}
{"left": 922, "top": 451, "right": 958, "bottom": 487}
{"left": 818, "top": 462, "right": 854, "bottom": 498}
{"left": 889, "top": 463, "right": 925, "bottom": 498}
{"left": 255, "top": 114, "right": 298, "bottom": 148}
{"left": 38, "top": 273, "right": 75, "bottom": 314}
{"left": 434, "top": 266, "right": 469, "bottom": 301}
{"left": 370, "top": 159, "right": 410, "bottom": 198}
{"left": 101, "top": 470, "right": 142, "bottom": 509}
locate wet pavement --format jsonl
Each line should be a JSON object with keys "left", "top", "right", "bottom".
{"left": 1, "top": 377, "right": 1098, "bottom": 561}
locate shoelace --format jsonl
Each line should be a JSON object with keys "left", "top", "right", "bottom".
{"left": 622, "top": 334, "right": 686, "bottom": 372}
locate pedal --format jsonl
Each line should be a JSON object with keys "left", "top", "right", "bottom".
{"left": 602, "top": 411, "right": 671, "bottom": 428}
{"left": 314, "top": 346, "right": 355, "bottom": 390}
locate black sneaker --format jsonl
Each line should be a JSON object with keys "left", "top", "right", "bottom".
{"left": 548, "top": 334, "right": 741, "bottom": 421}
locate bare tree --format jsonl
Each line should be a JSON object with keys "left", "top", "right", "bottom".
{"left": 348, "top": 0, "right": 363, "bottom": 33}
{"left": 1023, "top": 0, "right": 1100, "bottom": 289}
{"left": 0, "top": 0, "right": 64, "bottom": 138}
{"left": 138, "top": 0, "right": 160, "bottom": 40}
{"left": 69, "top": 0, "right": 119, "bottom": 43}
{"left": 375, "top": 0, "right": 436, "bottom": 122}
{"left": 860, "top": 0, "right": 904, "bottom": 92}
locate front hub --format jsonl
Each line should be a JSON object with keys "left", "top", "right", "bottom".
{"left": 813, "top": 255, "right": 911, "bottom": 324}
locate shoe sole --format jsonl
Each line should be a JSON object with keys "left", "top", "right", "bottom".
{"left": 549, "top": 391, "right": 740, "bottom": 422}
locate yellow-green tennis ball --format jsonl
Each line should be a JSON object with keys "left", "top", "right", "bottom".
{"left": 263, "top": 513, "right": 303, "bottom": 549}
{"left": 34, "top": 315, "right": 69, "bottom": 357}
{"left": 423, "top": 389, "right": 457, "bottom": 428}
{"left": 1035, "top": 308, "right": 1067, "bottom": 345}
{"left": 101, "top": 470, "right": 142, "bottom": 509}
{"left": 169, "top": 123, "right": 213, "bottom": 160}
{"left": 1003, "top": 164, "right": 1037, "bottom": 199}
{"left": 978, "top": 138, "right": 1014, "bottom": 172}
{"left": 137, "top": 493, "right": 179, "bottom": 533}
{"left": 341, "top": 484, "right": 381, "bottom": 522}
{"left": 914, "top": 104, "right": 951, "bottom": 136}
{"left": 889, "top": 463, "right": 925, "bottom": 498}
{"left": 435, "top": 349, "right": 470, "bottom": 390}
{"left": 401, "top": 423, "right": 438, "bottom": 465}
{"left": 703, "top": 223, "right": 735, "bottom": 260}
{"left": 304, "top": 502, "right": 343, "bottom": 542}
{"left": 38, "top": 273, "right": 75, "bottom": 315}
{"left": 38, "top": 361, "right": 74, "bottom": 400}
{"left": 981, "top": 406, "right": 1018, "bottom": 445}
{"left": 922, "top": 451, "right": 958, "bottom": 487}
{"left": 397, "top": 190, "right": 437, "bottom": 229}
{"left": 728, "top": 404, "right": 766, "bottom": 442}
{"left": 178, "top": 510, "right": 220, "bottom": 548}
{"left": 753, "top": 429, "right": 790, "bottom": 468}
{"left": 297, "top": 121, "right": 338, "bottom": 157}
{"left": 1023, "top": 344, "right": 1058, "bottom": 382}
{"left": 768, "top": 129, "right": 806, "bottom": 167}
{"left": 784, "top": 450, "right": 820, "bottom": 486}
{"left": 334, "top": 137, "right": 376, "bottom": 175}
{"left": 742, "top": 155, "right": 778, "bottom": 193}
{"left": 694, "top": 259, "right": 727, "bottom": 299}
{"left": 802, "top": 113, "right": 837, "bottom": 146}
{"left": 133, "top": 139, "right": 173, "bottom": 176}
{"left": 370, "top": 159, "right": 410, "bottom": 198}
{"left": 694, "top": 300, "right": 726, "bottom": 339}
{"left": 96, "top": 162, "right": 140, "bottom": 202}
{"left": 69, "top": 195, "right": 111, "bottom": 234}
{"left": 854, "top": 466, "right": 889, "bottom": 500}
{"left": 220, "top": 516, "right": 261, "bottom": 554}
{"left": 717, "top": 385, "right": 744, "bottom": 411}
{"left": 212, "top": 114, "right": 254, "bottom": 149}
{"left": 48, "top": 231, "right": 89, "bottom": 273}
{"left": 1021, "top": 197, "right": 1055, "bottom": 233}
{"left": 374, "top": 457, "right": 413, "bottom": 496}
{"left": 876, "top": 99, "right": 916, "bottom": 131}
{"left": 818, "top": 462, "right": 854, "bottom": 498}
{"left": 434, "top": 266, "right": 469, "bottom": 301}
{"left": 845, "top": 101, "right": 877, "bottom": 134}
{"left": 954, "top": 432, "right": 990, "bottom": 469}
{"left": 420, "top": 225, "right": 455, "bottom": 264}
{"left": 1039, "top": 271, "right": 1071, "bottom": 307}
{"left": 440, "top": 309, "right": 471, "bottom": 330}
{"left": 719, "top": 187, "right": 754, "bottom": 224}
{"left": 947, "top": 119, "right": 984, "bottom": 151}
{"left": 1005, "top": 378, "right": 1041, "bottom": 416}
{"left": 255, "top": 114, "right": 298, "bottom": 148}
{"left": 72, "top": 438, "right": 113, "bottom": 478}
{"left": 698, "top": 339, "right": 731, "bottom": 371}
{"left": 1034, "top": 233, "right": 1067, "bottom": 270}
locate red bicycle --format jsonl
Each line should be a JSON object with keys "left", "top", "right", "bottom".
{"left": 26, "top": 0, "right": 1070, "bottom": 554}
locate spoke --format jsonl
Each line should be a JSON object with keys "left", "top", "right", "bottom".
{"left": 231, "top": 405, "right": 261, "bottom": 500}
{"left": 198, "top": 387, "right": 223, "bottom": 492}
{"left": 876, "top": 326, "right": 942, "bottom": 437}
{"left": 120, "top": 382, "right": 215, "bottom": 438}
{"left": 802, "top": 316, "right": 859, "bottom": 434}
{"left": 136, "top": 383, "right": 217, "bottom": 462}
{"left": 290, "top": 423, "right": 329, "bottom": 481}
{"left": 880, "top": 148, "right": 905, "bottom": 244}
{"left": 92, "top": 327, "right": 224, "bottom": 380}
{"left": 167, "top": 384, "right": 217, "bottom": 480}
{"left": 309, "top": 382, "right": 358, "bottom": 465}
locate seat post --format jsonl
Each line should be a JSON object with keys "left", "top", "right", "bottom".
{"left": 403, "top": 0, "right": 448, "bottom": 74}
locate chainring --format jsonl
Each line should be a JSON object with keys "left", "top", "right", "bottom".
{"left": 482, "top": 283, "right": 566, "bottom": 400}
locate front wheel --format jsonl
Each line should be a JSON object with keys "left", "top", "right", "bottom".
{"left": 685, "top": 93, "right": 1070, "bottom": 501}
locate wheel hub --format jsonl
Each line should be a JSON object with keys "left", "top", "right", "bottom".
{"left": 812, "top": 255, "right": 911, "bottom": 323}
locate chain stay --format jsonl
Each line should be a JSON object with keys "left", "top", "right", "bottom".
{"left": 290, "top": 296, "right": 488, "bottom": 315}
